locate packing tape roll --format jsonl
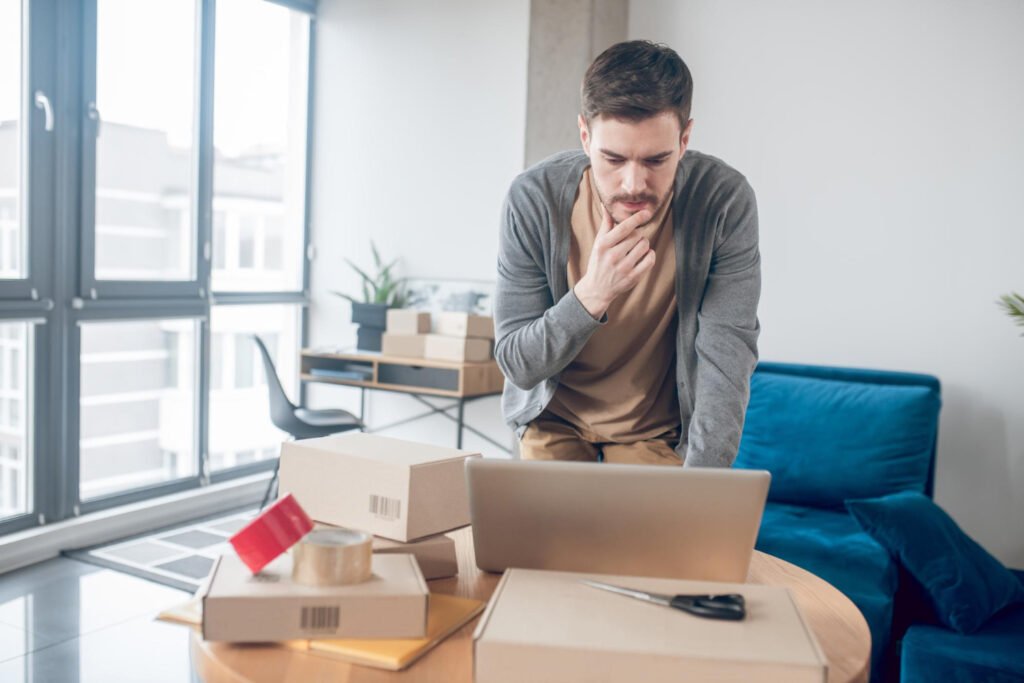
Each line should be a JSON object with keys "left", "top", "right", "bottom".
{"left": 292, "top": 528, "right": 373, "bottom": 586}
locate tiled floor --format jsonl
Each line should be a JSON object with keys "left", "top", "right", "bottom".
{"left": 0, "top": 557, "right": 197, "bottom": 683}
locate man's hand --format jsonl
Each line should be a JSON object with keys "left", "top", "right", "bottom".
{"left": 573, "top": 208, "right": 656, "bottom": 319}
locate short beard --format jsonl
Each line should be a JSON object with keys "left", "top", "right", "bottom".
{"left": 596, "top": 185, "right": 674, "bottom": 226}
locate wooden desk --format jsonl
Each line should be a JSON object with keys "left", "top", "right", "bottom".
{"left": 192, "top": 527, "right": 871, "bottom": 683}
{"left": 301, "top": 349, "right": 506, "bottom": 451}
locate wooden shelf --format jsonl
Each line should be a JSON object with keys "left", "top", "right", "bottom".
{"left": 300, "top": 348, "right": 505, "bottom": 398}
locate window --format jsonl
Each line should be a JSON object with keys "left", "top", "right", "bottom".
{"left": 1, "top": 0, "right": 314, "bottom": 537}
{"left": 0, "top": 0, "right": 24, "bottom": 280}
{"left": 0, "top": 322, "right": 31, "bottom": 521}
{"left": 208, "top": 304, "right": 300, "bottom": 472}
{"left": 93, "top": 0, "right": 198, "bottom": 282}
{"left": 212, "top": 0, "right": 310, "bottom": 293}
{"left": 79, "top": 319, "right": 199, "bottom": 500}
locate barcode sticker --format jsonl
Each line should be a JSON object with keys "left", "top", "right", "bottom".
{"left": 369, "top": 494, "right": 402, "bottom": 520}
{"left": 300, "top": 606, "right": 340, "bottom": 632}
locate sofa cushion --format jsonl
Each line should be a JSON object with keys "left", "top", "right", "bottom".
{"left": 735, "top": 371, "right": 940, "bottom": 508}
{"left": 846, "top": 491, "right": 1024, "bottom": 634}
{"left": 755, "top": 502, "right": 898, "bottom": 673}
{"left": 900, "top": 603, "right": 1024, "bottom": 683}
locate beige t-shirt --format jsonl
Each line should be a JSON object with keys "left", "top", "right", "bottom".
{"left": 545, "top": 168, "right": 680, "bottom": 443}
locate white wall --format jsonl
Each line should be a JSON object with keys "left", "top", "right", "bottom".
{"left": 630, "top": 0, "right": 1024, "bottom": 566}
{"left": 307, "top": 0, "right": 530, "bottom": 454}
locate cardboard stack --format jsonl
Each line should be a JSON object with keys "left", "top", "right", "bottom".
{"left": 381, "top": 309, "right": 495, "bottom": 363}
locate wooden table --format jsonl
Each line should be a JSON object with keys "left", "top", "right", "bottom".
{"left": 301, "top": 348, "right": 507, "bottom": 452}
{"left": 192, "top": 527, "right": 871, "bottom": 682}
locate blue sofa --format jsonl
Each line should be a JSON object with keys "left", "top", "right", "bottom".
{"left": 734, "top": 362, "right": 1024, "bottom": 682}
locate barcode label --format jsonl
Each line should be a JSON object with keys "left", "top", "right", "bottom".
{"left": 369, "top": 494, "right": 402, "bottom": 520}
{"left": 300, "top": 606, "right": 340, "bottom": 632}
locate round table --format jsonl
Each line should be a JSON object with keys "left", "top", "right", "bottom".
{"left": 192, "top": 527, "right": 870, "bottom": 682}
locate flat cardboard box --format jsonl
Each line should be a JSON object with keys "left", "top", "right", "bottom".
{"left": 435, "top": 312, "right": 494, "bottom": 340}
{"left": 201, "top": 553, "right": 428, "bottom": 643}
{"left": 315, "top": 523, "right": 459, "bottom": 580}
{"left": 373, "top": 534, "right": 458, "bottom": 580}
{"left": 279, "top": 432, "right": 478, "bottom": 542}
{"left": 387, "top": 309, "right": 431, "bottom": 335}
{"left": 474, "top": 569, "right": 828, "bottom": 683}
{"left": 423, "top": 334, "right": 492, "bottom": 363}
{"left": 381, "top": 333, "right": 427, "bottom": 358}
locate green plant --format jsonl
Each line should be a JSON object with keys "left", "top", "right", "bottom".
{"left": 997, "top": 292, "right": 1024, "bottom": 335}
{"left": 331, "top": 241, "right": 408, "bottom": 307}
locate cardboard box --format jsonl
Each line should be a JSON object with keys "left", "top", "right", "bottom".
{"left": 201, "top": 552, "right": 428, "bottom": 642}
{"left": 435, "top": 312, "right": 494, "bottom": 340}
{"left": 373, "top": 533, "right": 458, "bottom": 580}
{"left": 474, "top": 569, "right": 828, "bottom": 683}
{"left": 316, "top": 523, "right": 459, "bottom": 580}
{"left": 387, "top": 309, "right": 431, "bottom": 335}
{"left": 279, "top": 432, "right": 478, "bottom": 542}
{"left": 381, "top": 333, "right": 427, "bottom": 358}
{"left": 423, "top": 334, "right": 492, "bottom": 363}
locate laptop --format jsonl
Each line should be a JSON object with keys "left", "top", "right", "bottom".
{"left": 466, "top": 458, "right": 770, "bottom": 582}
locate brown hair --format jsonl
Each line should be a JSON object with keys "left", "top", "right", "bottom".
{"left": 581, "top": 40, "right": 693, "bottom": 130}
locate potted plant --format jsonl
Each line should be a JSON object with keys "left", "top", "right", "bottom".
{"left": 998, "top": 292, "right": 1024, "bottom": 336}
{"left": 332, "top": 242, "right": 409, "bottom": 351}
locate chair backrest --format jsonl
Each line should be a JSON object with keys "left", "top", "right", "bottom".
{"left": 252, "top": 335, "right": 300, "bottom": 433}
{"left": 734, "top": 361, "right": 942, "bottom": 507}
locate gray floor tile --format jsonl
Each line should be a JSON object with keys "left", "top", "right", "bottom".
{"left": 152, "top": 555, "right": 214, "bottom": 580}
{"left": 0, "top": 559, "right": 98, "bottom": 605}
{"left": 159, "top": 530, "right": 226, "bottom": 550}
{"left": 98, "top": 541, "right": 185, "bottom": 566}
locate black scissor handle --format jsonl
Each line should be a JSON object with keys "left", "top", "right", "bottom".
{"left": 669, "top": 593, "right": 747, "bottom": 620}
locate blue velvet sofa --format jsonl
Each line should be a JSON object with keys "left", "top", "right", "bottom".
{"left": 734, "top": 362, "right": 1023, "bottom": 682}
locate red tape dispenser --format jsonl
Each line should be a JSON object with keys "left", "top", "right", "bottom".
{"left": 229, "top": 493, "right": 314, "bottom": 574}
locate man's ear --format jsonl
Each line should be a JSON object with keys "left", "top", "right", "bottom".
{"left": 680, "top": 118, "right": 694, "bottom": 153}
{"left": 578, "top": 114, "right": 591, "bottom": 155}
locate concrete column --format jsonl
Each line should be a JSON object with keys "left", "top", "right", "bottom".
{"left": 524, "top": 0, "right": 628, "bottom": 168}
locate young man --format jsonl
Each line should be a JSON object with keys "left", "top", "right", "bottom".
{"left": 494, "top": 40, "right": 760, "bottom": 468}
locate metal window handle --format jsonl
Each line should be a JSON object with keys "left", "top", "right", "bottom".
{"left": 88, "top": 101, "right": 101, "bottom": 136}
{"left": 34, "top": 91, "right": 54, "bottom": 132}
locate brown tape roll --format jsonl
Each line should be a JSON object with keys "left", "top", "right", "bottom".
{"left": 291, "top": 528, "right": 373, "bottom": 586}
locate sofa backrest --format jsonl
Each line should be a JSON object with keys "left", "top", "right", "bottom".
{"left": 734, "top": 362, "right": 941, "bottom": 509}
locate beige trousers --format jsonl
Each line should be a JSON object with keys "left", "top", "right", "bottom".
{"left": 519, "top": 411, "right": 682, "bottom": 466}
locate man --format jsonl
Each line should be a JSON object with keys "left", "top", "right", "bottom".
{"left": 494, "top": 40, "right": 760, "bottom": 468}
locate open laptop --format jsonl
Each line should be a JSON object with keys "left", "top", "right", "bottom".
{"left": 466, "top": 458, "right": 770, "bottom": 582}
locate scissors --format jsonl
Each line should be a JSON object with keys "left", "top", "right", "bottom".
{"left": 581, "top": 579, "right": 746, "bottom": 621}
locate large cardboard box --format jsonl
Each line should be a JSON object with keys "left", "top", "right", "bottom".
{"left": 279, "top": 432, "right": 478, "bottom": 542}
{"left": 381, "top": 333, "right": 426, "bottom": 358}
{"left": 423, "top": 334, "right": 492, "bottom": 363}
{"left": 387, "top": 309, "right": 431, "bottom": 335}
{"left": 201, "top": 553, "right": 428, "bottom": 642}
{"left": 474, "top": 569, "right": 828, "bottom": 683}
{"left": 435, "top": 312, "right": 494, "bottom": 340}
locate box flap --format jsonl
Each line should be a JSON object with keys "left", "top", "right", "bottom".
{"left": 287, "top": 432, "right": 478, "bottom": 467}
{"left": 477, "top": 569, "right": 826, "bottom": 670}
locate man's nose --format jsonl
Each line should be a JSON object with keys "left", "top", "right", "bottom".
{"left": 621, "top": 163, "right": 647, "bottom": 196}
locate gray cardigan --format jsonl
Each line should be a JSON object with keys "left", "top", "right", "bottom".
{"left": 493, "top": 149, "right": 761, "bottom": 468}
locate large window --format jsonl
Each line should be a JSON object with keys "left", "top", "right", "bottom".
{"left": 0, "top": 323, "right": 31, "bottom": 520}
{"left": 0, "top": 0, "right": 315, "bottom": 537}
{"left": 212, "top": 0, "right": 309, "bottom": 293}
{"left": 0, "top": 0, "right": 24, "bottom": 281}
{"left": 79, "top": 319, "right": 199, "bottom": 500}
{"left": 93, "top": 0, "right": 198, "bottom": 282}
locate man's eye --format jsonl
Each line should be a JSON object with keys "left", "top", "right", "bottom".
{"left": 605, "top": 158, "right": 625, "bottom": 165}
{"left": 646, "top": 159, "right": 666, "bottom": 167}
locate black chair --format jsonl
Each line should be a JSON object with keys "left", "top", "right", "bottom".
{"left": 252, "top": 335, "right": 363, "bottom": 509}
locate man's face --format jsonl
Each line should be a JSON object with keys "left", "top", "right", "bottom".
{"left": 579, "top": 111, "right": 692, "bottom": 225}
